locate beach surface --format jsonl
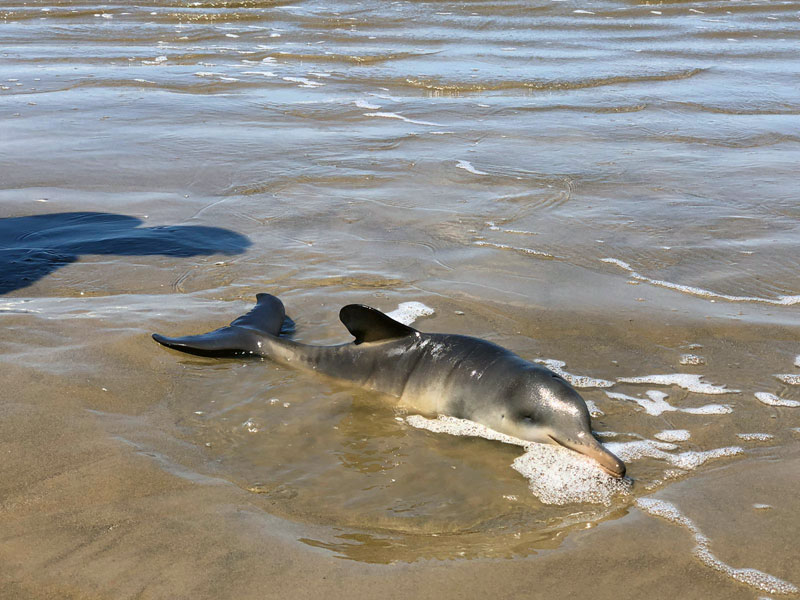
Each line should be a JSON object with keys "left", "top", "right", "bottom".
{"left": 1, "top": 0, "right": 799, "bottom": 597}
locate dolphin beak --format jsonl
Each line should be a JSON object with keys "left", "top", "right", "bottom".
{"left": 549, "top": 434, "right": 626, "bottom": 478}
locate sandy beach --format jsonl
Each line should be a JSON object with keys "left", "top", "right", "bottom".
{"left": 2, "top": 0, "right": 799, "bottom": 597}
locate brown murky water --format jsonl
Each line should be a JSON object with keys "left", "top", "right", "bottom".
{"left": 1, "top": 0, "right": 799, "bottom": 597}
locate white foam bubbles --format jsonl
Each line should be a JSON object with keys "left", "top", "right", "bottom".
{"left": 636, "top": 498, "right": 798, "bottom": 595}
{"left": 773, "top": 374, "right": 800, "bottom": 385}
{"left": 535, "top": 359, "right": 614, "bottom": 389}
{"left": 679, "top": 354, "right": 706, "bottom": 366}
{"left": 606, "top": 440, "right": 742, "bottom": 470}
{"left": 795, "top": 355, "right": 800, "bottom": 368}
{"left": 354, "top": 98, "right": 381, "bottom": 109}
{"left": 584, "top": 399, "right": 604, "bottom": 417}
{"left": 737, "top": 433, "right": 774, "bottom": 441}
{"left": 654, "top": 429, "right": 691, "bottom": 442}
{"left": 473, "top": 240, "right": 556, "bottom": 259}
{"left": 405, "top": 415, "right": 630, "bottom": 506}
{"left": 616, "top": 373, "right": 739, "bottom": 394}
{"left": 601, "top": 258, "right": 800, "bottom": 306}
{"left": 755, "top": 392, "right": 800, "bottom": 408}
{"left": 605, "top": 390, "right": 731, "bottom": 416}
{"left": 282, "top": 76, "right": 324, "bottom": 88}
{"left": 385, "top": 301, "right": 435, "bottom": 325}
{"left": 455, "top": 160, "right": 488, "bottom": 175}
{"left": 363, "top": 111, "right": 440, "bottom": 126}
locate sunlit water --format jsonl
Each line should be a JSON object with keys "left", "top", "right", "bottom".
{"left": 1, "top": 0, "right": 799, "bottom": 590}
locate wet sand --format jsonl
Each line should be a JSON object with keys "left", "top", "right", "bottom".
{"left": 2, "top": 0, "right": 799, "bottom": 597}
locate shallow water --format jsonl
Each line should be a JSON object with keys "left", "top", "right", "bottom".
{"left": 1, "top": 0, "right": 799, "bottom": 597}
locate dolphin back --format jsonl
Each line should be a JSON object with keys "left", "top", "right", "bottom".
{"left": 152, "top": 293, "right": 287, "bottom": 357}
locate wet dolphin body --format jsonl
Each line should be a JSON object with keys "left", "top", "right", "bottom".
{"left": 153, "top": 293, "right": 626, "bottom": 477}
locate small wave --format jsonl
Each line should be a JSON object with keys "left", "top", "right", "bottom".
{"left": 637, "top": 498, "right": 798, "bottom": 595}
{"left": 601, "top": 258, "right": 800, "bottom": 306}
{"left": 455, "top": 160, "right": 488, "bottom": 175}
{"left": 485, "top": 222, "right": 538, "bottom": 236}
{"left": 473, "top": 240, "right": 556, "bottom": 259}
{"left": 774, "top": 374, "right": 800, "bottom": 385}
{"left": 353, "top": 99, "right": 381, "bottom": 110}
{"left": 363, "top": 111, "right": 441, "bottom": 126}
{"left": 404, "top": 68, "right": 705, "bottom": 94}
{"left": 282, "top": 76, "right": 324, "bottom": 88}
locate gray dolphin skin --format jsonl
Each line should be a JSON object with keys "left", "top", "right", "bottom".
{"left": 153, "top": 294, "right": 626, "bottom": 478}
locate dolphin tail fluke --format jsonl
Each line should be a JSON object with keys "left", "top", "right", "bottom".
{"left": 152, "top": 293, "right": 289, "bottom": 357}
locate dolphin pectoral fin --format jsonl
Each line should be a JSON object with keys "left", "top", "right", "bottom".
{"left": 339, "top": 304, "right": 418, "bottom": 344}
{"left": 550, "top": 435, "right": 627, "bottom": 478}
{"left": 153, "top": 294, "right": 289, "bottom": 357}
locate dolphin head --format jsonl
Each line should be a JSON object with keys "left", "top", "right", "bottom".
{"left": 503, "top": 368, "right": 626, "bottom": 478}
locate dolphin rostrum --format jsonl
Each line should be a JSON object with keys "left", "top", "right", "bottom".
{"left": 153, "top": 293, "right": 626, "bottom": 477}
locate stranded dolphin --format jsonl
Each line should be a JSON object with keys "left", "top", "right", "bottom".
{"left": 153, "top": 293, "right": 626, "bottom": 478}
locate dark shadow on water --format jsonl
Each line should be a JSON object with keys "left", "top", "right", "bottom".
{"left": 0, "top": 212, "right": 251, "bottom": 294}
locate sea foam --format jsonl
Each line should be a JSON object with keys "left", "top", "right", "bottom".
{"left": 605, "top": 390, "right": 731, "bottom": 416}
{"left": 385, "top": 302, "right": 435, "bottom": 325}
{"left": 754, "top": 392, "right": 800, "bottom": 408}
{"left": 616, "top": 373, "right": 738, "bottom": 395}
{"left": 654, "top": 429, "right": 691, "bottom": 442}
{"left": 737, "top": 433, "right": 774, "bottom": 441}
{"left": 535, "top": 359, "right": 614, "bottom": 389}
{"left": 637, "top": 498, "right": 798, "bottom": 595}
{"left": 405, "top": 415, "right": 630, "bottom": 506}
{"left": 601, "top": 258, "right": 800, "bottom": 306}
{"left": 606, "top": 440, "right": 742, "bottom": 470}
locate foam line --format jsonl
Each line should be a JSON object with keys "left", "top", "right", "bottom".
{"left": 601, "top": 258, "right": 800, "bottom": 306}
{"left": 606, "top": 440, "right": 741, "bottom": 470}
{"left": 473, "top": 240, "right": 556, "bottom": 259}
{"left": 606, "top": 390, "right": 731, "bottom": 416}
{"left": 637, "top": 498, "right": 798, "bottom": 595}
{"left": 535, "top": 359, "right": 614, "bottom": 389}
{"left": 363, "top": 111, "right": 440, "bottom": 126}
{"left": 616, "top": 373, "right": 739, "bottom": 395}
{"left": 737, "top": 433, "right": 774, "bottom": 441}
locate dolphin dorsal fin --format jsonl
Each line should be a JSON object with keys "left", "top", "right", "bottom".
{"left": 339, "top": 304, "right": 417, "bottom": 344}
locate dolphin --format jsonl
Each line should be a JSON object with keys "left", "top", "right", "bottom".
{"left": 153, "top": 293, "right": 626, "bottom": 478}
